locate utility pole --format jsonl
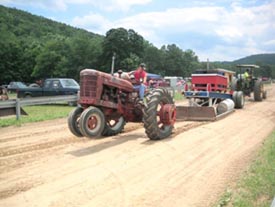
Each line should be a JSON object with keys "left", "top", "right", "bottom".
{"left": 207, "top": 58, "right": 210, "bottom": 70}
{"left": 111, "top": 52, "right": 116, "bottom": 76}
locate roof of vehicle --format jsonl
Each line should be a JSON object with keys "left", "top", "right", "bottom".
{"left": 164, "top": 76, "right": 183, "bottom": 79}
{"left": 194, "top": 68, "right": 235, "bottom": 74}
{"left": 45, "top": 78, "right": 76, "bottom": 80}
{"left": 147, "top": 73, "right": 162, "bottom": 79}
{"left": 236, "top": 64, "right": 260, "bottom": 69}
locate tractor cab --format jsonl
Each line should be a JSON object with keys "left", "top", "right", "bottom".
{"left": 235, "top": 64, "right": 258, "bottom": 90}
{"left": 233, "top": 64, "right": 266, "bottom": 101}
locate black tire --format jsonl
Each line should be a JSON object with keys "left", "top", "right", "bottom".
{"left": 102, "top": 116, "right": 126, "bottom": 136}
{"left": 232, "top": 91, "right": 237, "bottom": 106}
{"left": 143, "top": 88, "right": 175, "bottom": 140}
{"left": 79, "top": 106, "right": 105, "bottom": 138}
{"left": 235, "top": 91, "right": 245, "bottom": 109}
{"left": 231, "top": 78, "right": 238, "bottom": 91}
{"left": 254, "top": 80, "right": 263, "bottom": 102}
{"left": 24, "top": 94, "right": 32, "bottom": 98}
{"left": 68, "top": 107, "right": 83, "bottom": 137}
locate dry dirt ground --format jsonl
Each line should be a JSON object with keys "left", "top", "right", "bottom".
{"left": 0, "top": 85, "right": 275, "bottom": 207}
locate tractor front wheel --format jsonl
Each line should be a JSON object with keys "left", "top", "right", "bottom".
{"left": 79, "top": 106, "right": 105, "bottom": 138}
{"left": 143, "top": 88, "right": 176, "bottom": 140}
{"left": 233, "top": 91, "right": 245, "bottom": 109}
{"left": 102, "top": 116, "right": 126, "bottom": 136}
{"left": 68, "top": 107, "right": 84, "bottom": 137}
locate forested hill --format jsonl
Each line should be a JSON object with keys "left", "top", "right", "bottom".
{"left": 233, "top": 53, "right": 275, "bottom": 65}
{"left": 0, "top": 5, "right": 201, "bottom": 84}
{"left": 0, "top": 5, "right": 104, "bottom": 83}
{"left": 210, "top": 53, "right": 275, "bottom": 78}
{"left": 0, "top": 5, "right": 101, "bottom": 40}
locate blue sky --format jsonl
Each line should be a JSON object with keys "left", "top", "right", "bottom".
{"left": 1, "top": 0, "right": 275, "bottom": 61}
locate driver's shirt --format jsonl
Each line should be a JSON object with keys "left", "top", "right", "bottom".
{"left": 244, "top": 72, "right": 249, "bottom": 79}
{"left": 134, "top": 70, "right": 147, "bottom": 85}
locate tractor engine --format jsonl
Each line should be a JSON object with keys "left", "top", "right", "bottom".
{"left": 79, "top": 69, "right": 142, "bottom": 122}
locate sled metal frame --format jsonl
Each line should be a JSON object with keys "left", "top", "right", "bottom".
{"left": 176, "top": 91, "right": 234, "bottom": 121}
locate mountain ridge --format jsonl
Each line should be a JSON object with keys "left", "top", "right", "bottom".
{"left": 233, "top": 53, "right": 275, "bottom": 65}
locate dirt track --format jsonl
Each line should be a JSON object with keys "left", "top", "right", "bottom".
{"left": 0, "top": 85, "right": 275, "bottom": 207}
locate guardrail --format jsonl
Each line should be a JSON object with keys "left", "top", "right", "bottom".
{"left": 0, "top": 95, "right": 77, "bottom": 120}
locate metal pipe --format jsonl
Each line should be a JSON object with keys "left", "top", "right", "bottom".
{"left": 111, "top": 52, "right": 116, "bottom": 76}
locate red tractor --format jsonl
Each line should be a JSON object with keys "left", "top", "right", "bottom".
{"left": 68, "top": 69, "right": 176, "bottom": 140}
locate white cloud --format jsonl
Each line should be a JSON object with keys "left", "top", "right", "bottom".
{"left": 264, "top": 39, "right": 275, "bottom": 46}
{"left": 0, "top": 0, "right": 68, "bottom": 11}
{"left": 71, "top": 1, "right": 275, "bottom": 60}
{"left": 72, "top": 13, "right": 112, "bottom": 34}
{"left": 103, "top": 0, "right": 152, "bottom": 12}
{"left": 0, "top": 0, "right": 152, "bottom": 11}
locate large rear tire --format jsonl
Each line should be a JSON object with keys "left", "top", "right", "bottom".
{"left": 79, "top": 106, "right": 105, "bottom": 138}
{"left": 68, "top": 107, "right": 84, "bottom": 137}
{"left": 143, "top": 88, "right": 175, "bottom": 140}
{"left": 254, "top": 80, "right": 263, "bottom": 102}
{"left": 102, "top": 116, "right": 126, "bottom": 136}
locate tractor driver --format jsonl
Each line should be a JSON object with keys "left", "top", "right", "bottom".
{"left": 243, "top": 69, "right": 251, "bottom": 88}
{"left": 129, "top": 63, "right": 147, "bottom": 101}
{"left": 243, "top": 69, "right": 249, "bottom": 79}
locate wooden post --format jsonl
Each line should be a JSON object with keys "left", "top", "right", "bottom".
{"left": 16, "top": 98, "right": 21, "bottom": 120}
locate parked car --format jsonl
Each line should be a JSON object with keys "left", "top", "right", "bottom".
{"left": 7, "top": 81, "right": 27, "bottom": 93}
{"left": 147, "top": 73, "right": 169, "bottom": 88}
{"left": 28, "top": 83, "right": 40, "bottom": 88}
{"left": 17, "top": 78, "right": 79, "bottom": 98}
{"left": 164, "top": 76, "right": 185, "bottom": 87}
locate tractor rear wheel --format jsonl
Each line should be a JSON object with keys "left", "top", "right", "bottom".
{"left": 79, "top": 106, "right": 105, "bottom": 138}
{"left": 68, "top": 107, "right": 84, "bottom": 137}
{"left": 143, "top": 88, "right": 176, "bottom": 140}
{"left": 102, "top": 116, "right": 126, "bottom": 136}
{"left": 254, "top": 80, "right": 263, "bottom": 101}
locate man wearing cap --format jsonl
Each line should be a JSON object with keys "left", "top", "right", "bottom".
{"left": 130, "top": 63, "right": 147, "bottom": 101}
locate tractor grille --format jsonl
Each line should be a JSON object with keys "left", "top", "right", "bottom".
{"left": 80, "top": 74, "right": 97, "bottom": 98}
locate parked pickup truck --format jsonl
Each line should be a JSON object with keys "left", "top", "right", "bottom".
{"left": 17, "top": 78, "right": 79, "bottom": 98}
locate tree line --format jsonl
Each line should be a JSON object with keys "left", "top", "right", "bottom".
{"left": 0, "top": 5, "right": 274, "bottom": 85}
{"left": 0, "top": 6, "right": 200, "bottom": 84}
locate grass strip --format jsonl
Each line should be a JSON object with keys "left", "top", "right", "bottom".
{"left": 0, "top": 105, "right": 73, "bottom": 127}
{"left": 215, "top": 131, "right": 275, "bottom": 207}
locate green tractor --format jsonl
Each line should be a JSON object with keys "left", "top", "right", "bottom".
{"left": 232, "top": 64, "right": 267, "bottom": 101}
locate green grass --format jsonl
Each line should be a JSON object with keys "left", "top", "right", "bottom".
{"left": 215, "top": 131, "right": 275, "bottom": 207}
{"left": 7, "top": 92, "right": 17, "bottom": 99}
{"left": 174, "top": 91, "right": 184, "bottom": 101}
{"left": 0, "top": 105, "right": 74, "bottom": 127}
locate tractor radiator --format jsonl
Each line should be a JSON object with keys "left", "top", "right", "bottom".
{"left": 80, "top": 74, "right": 98, "bottom": 98}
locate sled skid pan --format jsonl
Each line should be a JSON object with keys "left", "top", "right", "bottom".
{"left": 176, "top": 106, "right": 234, "bottom": 121}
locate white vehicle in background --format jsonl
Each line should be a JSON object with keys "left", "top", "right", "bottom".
{"left": 164, "top": 76, "right": 185, "bottom": 92}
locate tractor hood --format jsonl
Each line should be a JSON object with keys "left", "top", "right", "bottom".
{"left": 80, "top": 69, "right": 134, "bottom": 93}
